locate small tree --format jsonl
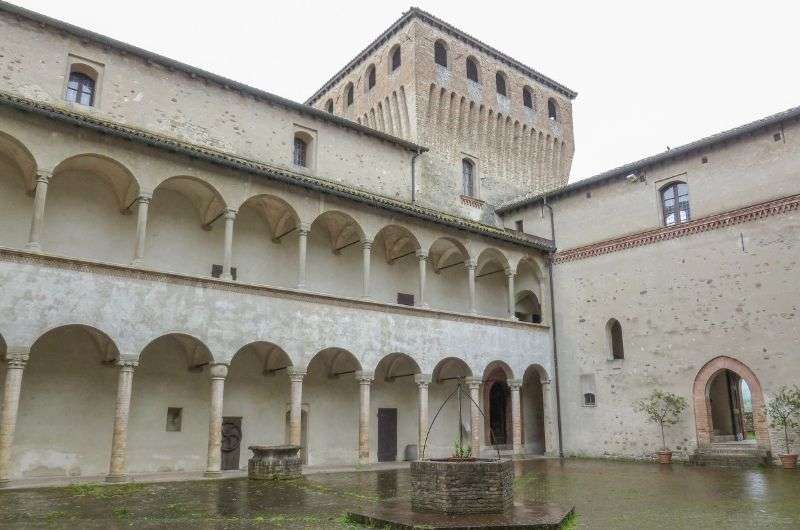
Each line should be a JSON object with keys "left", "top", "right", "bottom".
{"left": 636, "top": 389, "right": 688, "bottom": 451}
{"left": 766, "top": 386, "right": 800, "bottom": 455}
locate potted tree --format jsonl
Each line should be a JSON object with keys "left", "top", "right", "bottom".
{"left": 766, "top": 385, "right": 800, "bottom": 469}
{"left": 636, "top": 389, "right": 687, "bottom": 464}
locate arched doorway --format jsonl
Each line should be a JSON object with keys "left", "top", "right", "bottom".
{"left": 482, "top": 361, "right": 513, "bottom": 448}
{"left": 692, "top": 356, "right": 770, "bottom": 449}
{"left": 522, "top": 364, "right": 548, "bottom": 454}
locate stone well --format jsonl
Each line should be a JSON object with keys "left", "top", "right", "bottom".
{"left": 247, "top": 445, "right": 302, "bottom": 480}
{"left": 410, "top": 459, "right": 514, "bottom": 514}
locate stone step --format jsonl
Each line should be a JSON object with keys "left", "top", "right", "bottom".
{"left": 691, "top": 447, "right": 770, "bottom": 467}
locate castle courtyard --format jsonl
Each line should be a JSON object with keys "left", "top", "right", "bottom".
{"left": 1, "top": 459, "right": 799, "bottom": 528}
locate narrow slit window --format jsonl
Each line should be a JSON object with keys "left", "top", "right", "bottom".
{"left": 434, "top": 40, "right": 447, "bottom": 67}
{"left": 462, "top": 159, "right": 475, "bottom": 197}
{"left": 466, "top": 57, "right": 479, "bottom": 83}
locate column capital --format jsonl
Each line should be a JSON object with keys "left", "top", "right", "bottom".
{"left": 360, "top": 239, "right": 373, "bottom": 250}
{"left": 208, "top": 363, "right": 229, "bottom": 380}
{"left": 298, "top": 223, "right": 311, "bottom": 236}
{"left": 117, "top": 359, "right": 139, "bottom": 370}
{"left": 465, "top": 376, "right": 482, "bottom": 390}
{"left": 414, "top": 373, "right": 432, "bottom": 386}
{"left": 137, "top": 193, "right": 153, "bottom": 204}
{"left": 288, "top": 368, "right": 306, "bottom": 382}
{"left": 465, "top": 259, "right": 477, "bottom": 271}
{"left": 355, "top": 370, "right": 375, "bottom": 383}
{"left": 504, "top": 268, "right": 516, "bottom": 278}
{"left": 540, "top": 379, "right": 552, "bottom": 385}
{"left": 4, "top": 349, "right": 30, "bottom": 368}
{"left": 35, "top": 169, "right": 52, "bottom": 184}
{"left": 508, "top": 379, "right": 523, "bottom": 390}
{"left": 223, "top": 208, "right": 238, "bottom": 220}
{"left": 416, "top": 249, "right": 428, "bottom": 260}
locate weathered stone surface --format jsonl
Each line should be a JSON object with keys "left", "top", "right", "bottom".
{"left": 247, "top": 445, "right": 302, "bottom": 480}
{"left": 410, "top": 459, "right": 514, "bottom": 514}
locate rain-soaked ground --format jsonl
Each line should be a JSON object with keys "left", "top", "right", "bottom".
{"left": 1, "top": 459, "right": 798, "bottom": 529}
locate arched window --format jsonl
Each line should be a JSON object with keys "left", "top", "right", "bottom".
{"left": 462, "top": 158, "right": 475, "bottom": 197}
{"left": 366, "top": 65, "right": 376, "bottom": 91}
{"left": 345, "top": 83, "right": 354, "bottom": 107}
{"left": 547, "top": 98, "right": 558, "bottom": 121}
{"left": 390, "top": 45, "right": 401, "bottom": 71}
{"left": 66, "top": 70, "right": 96, "bottom": 106}
{"left": 661, "top": 182, "right": 690, "bottom": 226}
{"left": 495, "top": 71, "right": 507, "bottom": 97}
{"left": 325, "top": 99, "right": 334, "bottom": 113}
{"left": 466, "top": 57, "right": 479, "bottom": 83}
{"left": 607, "top": 318, "right": 624, "bottom": 359}
{"left": 523, "top": 87, "right": 533, "bottom": 109}
{"left": 434, "top": 40, "right": 447, "bottom": 67}
{"left": 293, "top": 136, "right": 307, "bottom": 167}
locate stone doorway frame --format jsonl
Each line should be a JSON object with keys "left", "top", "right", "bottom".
{"left": 692, "top": 356, "right": 770, "bottom": 449}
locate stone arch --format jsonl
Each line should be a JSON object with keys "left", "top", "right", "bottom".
{"left": 371, "top": 224, "right": 421, "bottom": 304}
{"left": 304, "top": 347, "right": 362, "bottom": 376}
{"left": 234, "top": 193, "right": 301, "bottom": 286}
{"left": 139, "top": 333, "right": 215, "bottom": 368}
{"left": 516, "top": 256, "right": 546, "bottom": 323}
{"left": 515, "top": 289, "right": 542, "bottom": 323}
{"left": 307, "top": 210, "right": 365, "bottom": 297}
{"left": 432, "top": 356, "right": 472, "bottom": 382}
{"left": 692, "top": 356, "right": 770, "bottom": 449}
{"left": 12, "top": 324, "right": 121, "bottom": 479}
{"left": 373, "top": 352, "right": 421, "bottom": 381}
{"left": 146, "top": 176, "right": 228, "bottom": 276}
{"left": 0, "top": 130, "right": 38, "bottom": 191}
{"left": 482, "top": 361, "right": 513, "bottom": 446}
{"left": 482, "top": 360, "right": 515, "bottom": 381}
{"left": 522, "top": 364, "right": 549, "bottom": 454}
{"left": 52, "top": 154, "right": 140, "bottom": 210}
{"left": 475, "top": 247, "right": 510, "bottom": 317}
{"left": 230, "top": 341, "right": 293, "bottom": 374}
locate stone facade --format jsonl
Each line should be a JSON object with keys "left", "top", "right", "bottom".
{"left": 410, "top": 459, "right": 514, "bottom": 514}
{"left": 0, "top": 2, "right": 797, "bottom": 488}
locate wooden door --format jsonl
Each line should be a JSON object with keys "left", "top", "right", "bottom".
{"left": 221, "top": 417, "right": 242, "bottom": 470}
{"left": 377, "top": 408, "right": 397, "bottom": 462}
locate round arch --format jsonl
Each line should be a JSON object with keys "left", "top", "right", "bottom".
{"left": 475, "top": 247, "right": 509, "bottom": 276}
{"left": 692, "top": 356, "right": 770, "bottom": 449}
{"left": 432, "top": 356, "right": 472, "bottom": 382}
{"left": 374, "top": 352, "right": 421, "bottom": 381}
{"left": 374, "top": 224, "right": 421, "bottom": 261}
{"left": 230, "top": 341, "right": 293, "bottom": 374}
{"left": 152, "top": 175, "right": 227, "bottom": 226}
{"left": 0, "top": 130, "right": 38, "bottom": 191}
{"left": 138, "top": 332, "right": 215, "bottom": 367}
{"left": 305, "top": 347, "right": 362, "bottom": 376}
{"left": 482, "top": 360, "right": 514, "bottom": 381}
{"left": 52, "top": 154, "right": 140, "bottom": 209}
{"left": 310, "top": 210, "right": 365, "bottom": 251}
{"left": 32, "top": 324, "right": 120, "bottom": 364}
{"left": 428, "top": 237, "right": 470, "bottom": 272}
{"left": 237, "top": 194, "right": 300, "bottom": 240}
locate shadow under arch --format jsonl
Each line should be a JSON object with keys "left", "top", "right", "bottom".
{"left": 0, "top": 130, "right": 38, "bottom": 192}
{"left": 522, "top": 363, "right": 550, "bottom": 455}
{"left": 374, "top": 352, "right": 421, "bottom": 382}
{"left": 52, "top": 154, "right": 140, "bottom": 210}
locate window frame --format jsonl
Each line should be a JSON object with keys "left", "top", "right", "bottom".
{"left": 434, "top": 40, "right": 448, "bottom": 68}
{"left": 523, "top": 87, "right": 534, "bottom": 109}
{"left": 345, "top": 83, "right": 354, "bottom": 107}
{"left": 466, "top": 57, "right": 480, "bottom": 83}
{"left": 63, "top": 56, "right": 103, "bottom": 108}
{"left": 293, "top": 136, "right": 308, "bottom": 168}
{"left": 390, "top": 45, "right": 401, "bottom": 72}
{"left": 607, "top": 318, "right": 624, "bottom": 360}
{"left": 461, "top": 158, "right": 476, "bottom": 198}
{"left": 547, "top": 98, "right": 558, "bottom": 121}
{"left": 495, "top": 71, "right": 507, "bottom": 97}
{"left": 660, "top": 181, "right": 691, "bottom": 226}
{"left": 325, "top": 99, "right": 334, "bottom": 113}
{"left": 365, "top": 64, "right": 376, "bottom": 91}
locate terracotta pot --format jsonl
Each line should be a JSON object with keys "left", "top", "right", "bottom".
{"left": 779, "top": 454, "right": 798, "bottom": 469}
{"left": 657, "top": 450, "right": 673, "bottom": 464}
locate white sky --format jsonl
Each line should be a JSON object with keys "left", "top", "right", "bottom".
{"left": 13, "top": 0, "right": 800, "bottom": 182}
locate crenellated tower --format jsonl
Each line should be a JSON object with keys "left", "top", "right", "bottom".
{"left": 307, "top": 7, "right": 576, "bottom": 223}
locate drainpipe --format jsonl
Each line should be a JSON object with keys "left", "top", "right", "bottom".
{"left": 411, "top": 149, "right": 422, "bottom": 204}
{"left": 543, "top": 195, "right": 564, "bottom": 458}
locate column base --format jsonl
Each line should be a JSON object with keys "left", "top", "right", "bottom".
{"left": 105, "top": 474, "right": 129, "bottom": 483}
{"left": 220, "top": 274, "right": 233, "bottom": 281}
{"left": 130, "top": 258, "right": 144, "bottom": 267}
{"left": 203, "top": 470, "right": 222, "bottom": 478}
{"left": 24, "top": 242, "right": 41, "bottom": 252}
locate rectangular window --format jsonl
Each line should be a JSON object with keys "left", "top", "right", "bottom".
{"left": 397, "top": 293, "right": 415, "bottom": 306}
{"left": 166, "top": 407, "right": 183, "bottom": 432}
{"left": 515, "top": 220, "right": 524, "bottom": 232}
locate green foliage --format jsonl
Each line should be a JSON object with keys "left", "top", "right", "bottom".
{"left": 451, "top": 439, "right": 472, "bottom": 459}
{"left": 635, "top": 389, "right": 688, "bottom": 450}
{"left": 766, "top": 385, "right": 800, "bottom": 454}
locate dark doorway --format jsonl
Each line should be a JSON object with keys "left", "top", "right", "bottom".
{"left": 709, "top": 369, "right": 753, "bottom": 442}
{"left": 221, "top": 417, "right": 242, "bottom": 470}
{"left": 489, "top": 382, "right": 509, "bottom": 445}
{"left": 378, "top": 408, "right": 398, "bottom": 462}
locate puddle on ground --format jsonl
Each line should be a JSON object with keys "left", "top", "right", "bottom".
{"left": 1, "top": 460, "right": 798, "bottom": 528}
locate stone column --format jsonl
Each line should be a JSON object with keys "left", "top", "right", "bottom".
{"left": 0, "top": 350, "right": 28, "bottom": 485}
{"left": 221, "top": 209, "right": 237, "bottom": 280}
{"left": 25, "top": 170, "right": 52, "bottom": 252}
{"left": 356, "top": 371, "right": 374, "bottom": 465}
{"left": 466, "top": 378, "right": 482, "bottom": 457}
{"left": 131, "top": 194, "right": 152, "bottom": 266}
{"left": 288, "top": 369, "right": 305, "bottom": 447}
{"left": 466, "top": 259, "right": 477, "bottom": 314}
{"left": 541, "top": 379, "right": 559, "bottom": 456}
{"left": 296, "top": 226, "right": 310, "bottom": 289}
{"left": 414, "top": 374, "right": 431, "bottom": 458}
{"left": 416, "top": 251, "right": 428, "bottom": 308}
{"left": 361, "top": 240, "right": 372, "bottom": 299}
{"left": 106, "top": 359, "right": 137, "bottom": 482}
{"left": 204, "top": 363, "right": 228, "bottom": 477}
{"left": 509, "top": 379, "right": 523, "bottom": 455}
{"left": 505, "top": 269, "right": 516, "bottom": 319}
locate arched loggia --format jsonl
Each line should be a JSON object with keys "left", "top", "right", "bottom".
{"left": 372, "top": 352, "right": 421, "bottom": 462}
{"left": 427, "top": 237, "right": 471, "bottom": 313}
{"left": 522, "top": 364, "right": 549, "bottom": 455}
{"left": 475, "top": 247, "right": 510, "bottom": 318}
{"left": 307, "top": 210, "right": 365, "bottom": 298}
{"left": 482, "top": 361, "right": 514, "bottom": 447}
{"left": 371, "top": 225, "right": 421, "bottom": 305}
{"left": 425, "top": 357, "right": 473, "bottom": 458}
{"left": 0, "top": 131, "right": 36, "bottom": 248}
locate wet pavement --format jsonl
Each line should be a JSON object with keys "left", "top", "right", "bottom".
{"left": 0, "top": 459, "right": 798, "bottom": 528}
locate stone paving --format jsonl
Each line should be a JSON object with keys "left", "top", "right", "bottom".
{"left": 0, "top": 459, "right": 798, "bottom": 528}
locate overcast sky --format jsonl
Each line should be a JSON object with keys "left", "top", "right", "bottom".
{"left": 14, "top": 0, "right": 799, "bottom": 182}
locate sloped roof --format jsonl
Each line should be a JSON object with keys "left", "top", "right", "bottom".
{"left": 497, "top": 104, "right": 800, "bottom": 213}
{"left": 306, "top": 6, "right": 577, "bottom": 105}
{"left": 0, "top": 0, "right": 426, "bottom": 153}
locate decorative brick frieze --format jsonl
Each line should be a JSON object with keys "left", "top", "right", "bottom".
{"left": 554, "top": 193, "right": 800, "bottom": 264}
